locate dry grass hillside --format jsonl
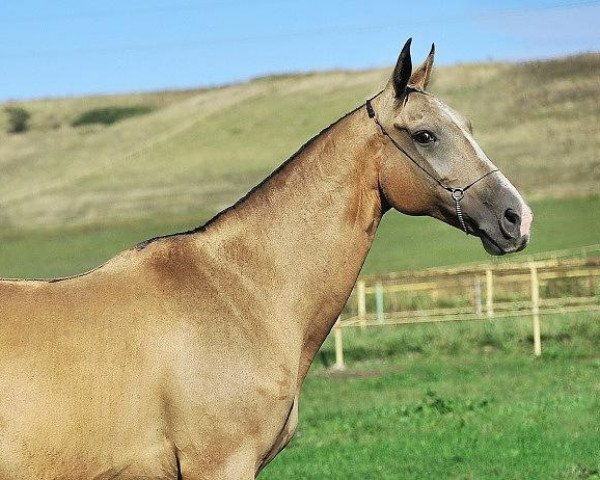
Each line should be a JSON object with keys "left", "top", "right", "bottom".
{"left": 0, "top": 53, "right": 598, "bottom": 229}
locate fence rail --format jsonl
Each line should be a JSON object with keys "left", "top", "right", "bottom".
{"left": 332, "top": 245, "right": 600, "bottom": 370}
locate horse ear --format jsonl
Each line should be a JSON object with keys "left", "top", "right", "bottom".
{"left": 410, "top": 43, "right": 435, "bottom": 90}
{"left": 391, "top": 38, "right": 413, "bottom": 97}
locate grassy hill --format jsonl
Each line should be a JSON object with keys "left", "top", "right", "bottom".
{"left": 0, "top": 54, "right": 598, "bottom": 278}
{"left": 1, "top": 54, "right": 598, "bottom": 230}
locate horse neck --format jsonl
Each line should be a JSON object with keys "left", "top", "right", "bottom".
{"left": 199, "top": 105, "right": 384, "bottom": 381}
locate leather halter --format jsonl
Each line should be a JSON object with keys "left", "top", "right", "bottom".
{"left": 365, "top": 98, "right": 499, "bottom": 234}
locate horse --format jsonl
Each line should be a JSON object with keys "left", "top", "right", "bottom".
{"left": 0, "top": 39, "right": 532, "bottom": 479}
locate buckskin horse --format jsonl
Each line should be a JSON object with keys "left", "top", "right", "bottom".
{"left": 0, "top": 40, "right": 532, "bottom": 478}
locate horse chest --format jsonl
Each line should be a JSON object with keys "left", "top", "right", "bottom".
{"left": 157, "top": 349, "right": 298, "bottom": 473}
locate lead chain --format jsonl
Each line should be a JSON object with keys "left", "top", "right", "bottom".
{"left": 451, "top": 189, "right": 468, "bottom": 234}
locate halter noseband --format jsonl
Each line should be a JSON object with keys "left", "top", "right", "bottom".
{"left": 366, "top": 98, "right": 499, "bottom": 235}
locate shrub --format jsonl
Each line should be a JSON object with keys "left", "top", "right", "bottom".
{"left": 5, "top": 106, "right": 31, "bottom": 133}
{"left": 71, "top": 105, "right": 154, "bottom": 127}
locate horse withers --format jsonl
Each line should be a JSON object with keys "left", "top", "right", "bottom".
{"left": 0, "top": 39, "right": 531, "bottom": 478}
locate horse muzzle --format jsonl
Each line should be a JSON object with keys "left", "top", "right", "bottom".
{"left": 472, "top": 195, "right": 533, "bottom": 256}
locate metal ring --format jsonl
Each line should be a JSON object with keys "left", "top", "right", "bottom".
{"left": 451, "top": 188, "right": 464, "bottom": 201}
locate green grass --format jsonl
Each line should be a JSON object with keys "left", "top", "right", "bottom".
{"left": 261, "top": 313, "right": 600, "bottom": 479}
{"left": 0, "top": 195, "right": 597, "bottom": 280}
{"left": 0, "top": 211, "right": 213, "bottom": 279}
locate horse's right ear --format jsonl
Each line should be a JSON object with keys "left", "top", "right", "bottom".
{"left": 391, "top": 38, "right": 413, "bottom": 97}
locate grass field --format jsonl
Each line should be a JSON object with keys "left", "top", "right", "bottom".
{"left": 0, "top": 54, "right": 598, "bottom": 229}
{"left": 261, "top": 313, "right": 600, "bottom": 479}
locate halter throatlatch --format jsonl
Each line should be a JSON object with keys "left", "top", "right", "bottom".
{"left": 366, "top": 98, "right": 499, "bottom": 235}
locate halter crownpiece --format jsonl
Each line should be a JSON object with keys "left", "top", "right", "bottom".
{"left": 365, "top": 98, "right": 499, "bottom": 235}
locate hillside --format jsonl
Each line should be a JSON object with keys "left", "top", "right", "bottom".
{"left": 0, "top": 53, "right": 598, "bottom": 229}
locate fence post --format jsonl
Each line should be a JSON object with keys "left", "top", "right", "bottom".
{"left": 474, "top": 277, "right": 482, "bottom": 316}
{"left": 357, "top": 280, "right": 366, "bottom": 330}
{"left": 375, "top": 282, "right": 384, "bottom": 323}
{"left": 333, "top": 317, "right": 345, "bottom": 370}
{"left": 530, "top": 262, "right": 542, "bottom": 357}
{"left": 485, "top": 268, "right": 494, "bottom": 318}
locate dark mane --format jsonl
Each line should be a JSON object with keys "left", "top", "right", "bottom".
{"left": 136, "top": 102, "right": 365, "bottom": 250}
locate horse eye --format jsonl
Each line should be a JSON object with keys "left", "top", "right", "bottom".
{"left": 413, "top": 130, "right": 436, "bottom": 145}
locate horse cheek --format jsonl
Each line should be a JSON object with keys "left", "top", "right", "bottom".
{"left": 380, "top": 159, "right": 433, "bottom": 215}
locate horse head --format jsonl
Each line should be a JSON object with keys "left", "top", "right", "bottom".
{"left": 371, "top": 39, "right": 532, "bottom": 255}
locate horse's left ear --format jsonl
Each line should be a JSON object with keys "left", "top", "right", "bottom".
{"left": 410, "top": 43, "right": 435, "bottom": 90}
{"left": 390, "top": 38, "right": 413, "bottom": 97}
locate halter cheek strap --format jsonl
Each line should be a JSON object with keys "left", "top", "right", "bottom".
{"left": 366, "top": 99, "right": 499, "bottom": 235}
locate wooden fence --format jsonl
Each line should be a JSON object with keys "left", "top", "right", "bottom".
{"left": 332, "top": 245, "right": 600, "bottom": 369}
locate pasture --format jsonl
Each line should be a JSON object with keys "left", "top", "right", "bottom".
{"left": 261, "top": 313, "right": 600, "bottom": 479}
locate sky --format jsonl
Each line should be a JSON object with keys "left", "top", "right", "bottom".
{"left": 1, "top": 0, "right": 598, "bottom": 101}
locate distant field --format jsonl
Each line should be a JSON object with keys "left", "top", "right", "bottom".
{"left": 0, "top": 195, "right": 598, "bottom": 279}
{"left": 261, "top": 313, "right": 600, "bottom": 479}
{"left": 0, "top": 54, "right": 598, "bottom": 229}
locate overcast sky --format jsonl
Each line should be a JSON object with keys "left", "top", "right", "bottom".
{"left": 1, "top": 0, "right": 598, "bottom": 100}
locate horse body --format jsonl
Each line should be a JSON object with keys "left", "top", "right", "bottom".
{"left": 0, "top": 40, "right": 532, "bottom": 478}
{"left": 0, "top": 109, "right": 381, "bottom": 478}
{"left": 0, "top": 253, "right": 176, "bottom": 477}
{"left": 0, "top": 243, "right": 298, "bottom": 478}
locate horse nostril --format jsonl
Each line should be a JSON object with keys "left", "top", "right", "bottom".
{"left": 500, "top": 208, "right": 521, "bottom": 239}
{"left": 504, "top": 208, "right": 519, "bottom": 226}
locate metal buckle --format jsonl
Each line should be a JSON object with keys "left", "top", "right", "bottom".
{"left": 451, "top": 188, "right": 464, "bottom": 201}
